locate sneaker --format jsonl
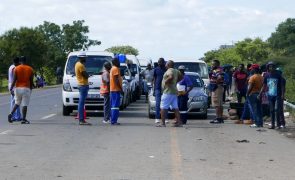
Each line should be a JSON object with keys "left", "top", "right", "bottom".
{"left": 155, "top": 119, "right": 160, "bottom": 124}
{"left": 280, "top": 125, "right": 286, "bottom": 129}
{"left": 102, "top": 120, "right": 110, "bottom": 124}
{"left": 250, "top": 124, "right": 258, "bottom": 128}
{"left": 8, "top": 114, "right": 13, "bottom": 123}
{"left": 79, "top": 121, "right": 92, "bottom": 126}
{"left": 21, "top": 119, "right": 30, "bottom": 124}
{"left": 165, "top": 120, "right": 169, "bottom": 124}
{"left": 210, "top": 119, "right": 222, "bottom": 124}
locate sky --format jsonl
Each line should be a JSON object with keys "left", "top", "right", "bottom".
{"left": 0, "top": 0, "right": 294, "bottom": 60}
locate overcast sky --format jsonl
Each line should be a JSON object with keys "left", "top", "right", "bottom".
{"left": 0, "top": 0, "right": 294, "bottom": 60}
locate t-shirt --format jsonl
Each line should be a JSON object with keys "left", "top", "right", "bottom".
{"left": 14, "top": 64, "right": 33, "bottom": 88}
{"left": 141, "top": 69, "right": 154, "bottom": 83}
{"left": 8, "top": 64, "right": 15, "bottom": 90}
{"left": 177, "top": 75, "right": 193, "bottom": 96}
{"left": 263, "top": 72, "right": 282, "bottom": 97}
{"left": 209, "top": 67, "right": 224, "bottom": 86}
{"left": 110, "top": 66, "right": 122, "bottom": 92}
{"left": 162, "top": 68, "right": 181, "bottom": 95}
{"left": 248, "top": 74, "right": 263, "bottom": 94}
{"left": 153, "top": 66, "right": 165, "bottom": 91}
{"left": 233, "top": 70, "right": 248, "bottom": 90}
{"left": 75, "top": 61, "right": 88, "bottom": 86}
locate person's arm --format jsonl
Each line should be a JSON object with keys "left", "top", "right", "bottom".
{"left": 114, "top": 75, "right": 123, "bottom": 91}
{"left": 10, "top": 71, "right": 17, "bottom": 93}
{"left": 246, "top": 82, "right": 253, "bottom": 97}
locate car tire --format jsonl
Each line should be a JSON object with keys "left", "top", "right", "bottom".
{"left": 63, "top": 105, "right": 71, "bottom": 116}
{"left": 201, "top": 112, "right": 208, "bottom": 119}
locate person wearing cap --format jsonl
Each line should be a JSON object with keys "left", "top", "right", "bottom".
{"left": 177, "top": 65, "right": 193, "bottom": 124}
{"left": 100, "top": 61, "right": 112, "bottom": 124}
{"left": 75, "top": 52, "right": 91, "bottom": 125}
{"left": 110, "top": 57, "right": 123, "bottom": 125}
{"left": 246, "top": 64, "right": 264, "bottom": 128}
{"left": 8, "top": 57, "right": 22, "bottom": 122}
{"left": 258, "top": 62, "right": 284, "bottom": 129}
{"left": 141, "top": 63, "right": 154, "bottom": 102}
{"left": 8, "top": 56, "right": 33, "bottom": 124}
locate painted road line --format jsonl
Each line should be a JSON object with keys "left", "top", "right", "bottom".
{"left": 0, "top": 130, "right": 14, "bottom": 135}
{"left": 170, "top": 128, "right": 184, "bottom": 180}
{"left": 41, "top": 114, "right": 56, "bottom": 120}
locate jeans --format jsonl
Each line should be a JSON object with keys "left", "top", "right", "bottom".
{"left": 237, "top": 87, "right": 247, "bottom": 103}
{"left": 111, "top": 91, "right": 121, "bottom": 124}
{"left": 103, "top": 93, "right": 111, "bottom": 121}
{"left": 269, "top": 96, "right": 282, "bottom": 127}
{"left": 78, "top": 85, "right": 89, "bottom": 121}
{"left": 154, "top": 89, "right": 162, "bottom": 119}
{"left": 241, "top": 98, "right": 254, "bottom": 120}
{"left": 10, "top": 95, "right": 21, "bottom": 120}
{"left": 248, "top": 93, "right": 263, "bottom": 126}
{"left": 178, "top": 95, "right": 188, "bottom": 124}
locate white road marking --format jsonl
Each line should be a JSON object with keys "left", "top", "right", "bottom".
{"left": 41, "top": 114, "right": 56, "bottom": 120}
{"left": 0, "top": 130, "right": 14, "bottom": 135}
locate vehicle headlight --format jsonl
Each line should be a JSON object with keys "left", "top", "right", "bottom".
{"left": 192, "top": 96, "right": 207, "bottom": 102}
{"left": 63, "top": 81, "right": 72, "bottom": 92}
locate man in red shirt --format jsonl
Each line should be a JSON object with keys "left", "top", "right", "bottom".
{"left": 233, "top": 64, "right": 248, "bottom": 103}
{"left": 8, "top": 56, "right": 34, "bottom": 124}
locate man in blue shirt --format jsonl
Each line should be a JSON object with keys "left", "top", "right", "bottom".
{"left": 153, "top": 58, "right": 166, "bottom": 124}
{"left": 177, "top": 65, "right": 193, "bottom": 124}
{"left": 258, "top": 62, "right": 285, "bottom": 129}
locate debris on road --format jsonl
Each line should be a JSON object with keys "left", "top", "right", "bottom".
{"left": 236, "top": 139, "right": 250, "bottom": 143}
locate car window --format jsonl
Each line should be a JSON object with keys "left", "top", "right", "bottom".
{"left": 66, "top": 55, "right": 112, "bottom": 75}
{"left": 174, "top": 62, "right": 208, "bottom": 79}
{"left": 187, "top": 75, "right": 203, "bottom": 87}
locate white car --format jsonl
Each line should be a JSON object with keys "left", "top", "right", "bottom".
{"left": 62, "top": 51, "right": 114, "bottom": 116}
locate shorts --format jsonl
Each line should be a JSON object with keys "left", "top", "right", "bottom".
{"left": 14, "top": 87, "right": 31, "bottom": 106}
{"left": 211, "top": 85, "right": 223, "bottom": 107}
{"left": 160, "top": 94, "right": 178, "bottom": 110}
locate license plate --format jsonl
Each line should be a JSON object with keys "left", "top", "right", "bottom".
{"left": 87, "top": 94, "right": 100, "bottom": 98}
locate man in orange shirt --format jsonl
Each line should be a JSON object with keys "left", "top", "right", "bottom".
{"left": 110, "top": 57, "right": 123, "bottom": 125}
{"left": 8, "top": 56, "right": 33, "bottom": 124}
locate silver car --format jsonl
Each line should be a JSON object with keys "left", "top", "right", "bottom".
{"left": 148, "top": 72, "right": 208, "bottom": 119}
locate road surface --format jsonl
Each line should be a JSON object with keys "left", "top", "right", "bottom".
{"left": 0, "top": 87, "right": 295, "bottom": 180}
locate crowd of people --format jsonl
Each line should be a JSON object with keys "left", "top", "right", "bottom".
{"left": 209, "top": 59, "right": 286, "bottom": 129}
{"left": 6, "top": 52, "right": 287, "bottom": 129}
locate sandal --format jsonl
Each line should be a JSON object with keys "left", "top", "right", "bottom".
{"left": 21, "top": 119, "right": 30, "bottom": 124}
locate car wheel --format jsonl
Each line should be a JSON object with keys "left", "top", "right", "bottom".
{"left": 63, "top": 105, "right": 71, "bottom": 116}
{"left": 201, "top": 110, "right": 208, "bottom": 119}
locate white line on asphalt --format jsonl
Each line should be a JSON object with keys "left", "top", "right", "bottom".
{"left": 41, "top": 114, "right": 56, "bottom": 120}
{"left": 0, "top": 130, "right": 13, "bottom": 135}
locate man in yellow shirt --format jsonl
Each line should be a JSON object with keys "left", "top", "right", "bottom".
{"left": 75, "top": 52, "right": 91, "bottom": 125}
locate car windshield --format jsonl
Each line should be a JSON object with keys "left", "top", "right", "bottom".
{"left": 187, "top": 74, "right": 204, "bottom": 88}
{"left": 120, "top": 66, "right": 129, "bottom": 76}
{"left": 174, "top": 62, "right": 208, "bottom": 79}
{"left": 129, "top": 64, "right": 138, "bottom": 73}
{"left": 66, "top": 55, "right": 112, "bottom": 75}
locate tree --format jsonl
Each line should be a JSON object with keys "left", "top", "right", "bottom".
{"left": 268, "top": 18, "right": 295, "bottom": 56}
{"left": 105, "top": 45, "right": 139, "bottom": 56}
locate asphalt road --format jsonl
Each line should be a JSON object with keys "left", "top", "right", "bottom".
{"left": 0, "top": 87, "right": 295, "bottom": 180}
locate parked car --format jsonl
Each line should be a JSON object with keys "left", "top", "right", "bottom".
{"left": 62, "top": 51, "right": 114, "bottom": 116}
{"left": 120, "top": 63, "right": 133, "bottom": 108}
{"left": 148, "top": 72, "right": 208, "bottom": 119}
{"left": 126, "top": 55, "right": 142, "bottom": 100}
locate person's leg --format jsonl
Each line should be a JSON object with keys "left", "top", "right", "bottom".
{"left": 178, "top": 96, "right": 185, "bottom": 124}
{"left": 111, "top": 92, "right": 120, "bottom": 124}
{"left": 275, "top": 98, "right": 282, "bottom": 127}
{"left": 103, "top": 94, "right": 111, "bottom": 122}
{"left": 22, "top": 106, "right": 28, "bottom": 120}
{"left": 237, "top": 92, "right": 242, "bottom": 103}
{"left": 278, "top": 98, "right": 286, "bottom": 127}
{"left": 269, "top": 98, "right": 275, "bottom": 128}
{"left": 160, "top": 94, "right": 169, "bottom": 126}
{"left": 155, "top": 90, "right": 161, "bottom": 121}
{"left": 256, "top": 96, "right": 263, "bottom": 127}
{"left": 248, "top": 94, "right": 258, "bottom": 125}
{"left": 11, "top": 95, "right": 21, "bottom": 120}
{"left": 78, "top": 86, "right": 88, "bottom": 122}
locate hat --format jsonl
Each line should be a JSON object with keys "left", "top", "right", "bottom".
{"left": 249, "top": 64, "right": 260, "bottom": 70}
{"left": 267, "top": 61, "right": 275, "bottom": 66}
{"left": 178, "top": 65, "right": 185, "bottom": 70}
{"left": 77, "top": 52, "right": 87, "bottom": 58}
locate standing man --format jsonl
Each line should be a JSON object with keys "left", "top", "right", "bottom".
{"left": 177, "top": 65, "right": 193, "bottom": 125}
{"left": 8, "top": 56, "right": 33, "bottom": 124}
{"left": 8, "top": 57, "right": 22, "bottom": 122}
{"left": 209, "top": 59, "right": 225, "bottom": 124}
{"left": 100, "top": 62, "right": 112, "bottom": 124}
{"left": 153, "top": 58, "right": 166, "bottom": 124}
{"left": 158, "top": 60, "right": 182, "bottom": 127}
{"left": 246, "top": 64, "right": 264, "bottom": 128}
{"left": 110, "top": 57, "right": 123, "bottom": 125}
{"left": 75, "top": 52, "right": 91, "bottom": 125}
{"left": 233, "top": 64, "right": 248, "bottom": 103}
{"left": 141, "top": 63, "right": 154, "bottom": 102}
{"left": 258, "top": 62, "right": 284, "bottom": 129}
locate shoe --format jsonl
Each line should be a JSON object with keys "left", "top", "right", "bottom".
{"left": 244, "top": 120, "right": 253, "bottom": 125}
{"left": 165, "top": 120, "right": 169, "bottom": 124}
{"left": 21, "top": 119, "right": 30, "bottom": 124}
{"left": 155, "top": 119, "right": 160, "bottom": 124}
{"left": 250, "top": 124, "right": 258, "bottom": 128}
{"left": 280, "top": 125, "right": 286, "bottom": 129}
{"left": 102, "top": 120, "right": 109, "bottom": 124}
{"left": 79, "top": 121, "right": 92, "bottom": 126}
{"left": 210, "top": 119, "right": 222, "bottom": 124}
{"left": 111, "top": 122, "right": 121, "bottom": 125}
{"left": 268, "top": 126, "right": 275, "bottom": 129}
{"left": 172, "top": 122, "right": 183, "bottom": 127}
{"left": 156, "top": 123, "right": 166, "bottom": 127}
{"left": 8, "top": 114, "right": 13, "bottom": 123}
{"left": 235, "top": 120, "right": 243, "bottom": 124}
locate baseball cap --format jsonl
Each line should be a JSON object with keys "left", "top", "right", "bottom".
{"left": 249, "top": 64, "right": 260, "bottom": 70}
{"left": 77, "top": 52, "right": 87, "bottom": 58}
{"left": 178, "top": 65, "right": 185, "bottom": 70}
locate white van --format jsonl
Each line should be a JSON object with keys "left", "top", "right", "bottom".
{"left": 62, "top": 51, "right": 114, "bottom": 116}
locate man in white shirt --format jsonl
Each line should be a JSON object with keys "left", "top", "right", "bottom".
{"left": 8, "top": 57, "right": 22, "bottom": 121}
{"left": 140, "top": 63, "right": 154, "bottom": 102}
